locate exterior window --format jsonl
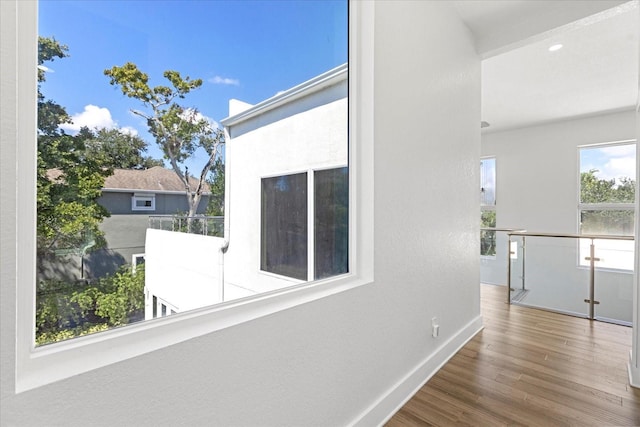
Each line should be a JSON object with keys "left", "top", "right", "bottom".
{"left": 16, "top": 0, "right": 375, "bottom": 392}
{"left": 132, "top": 193, "right": 155, "bottom": 211}
{"left": 261, "top": 167, "right": 349, "bottom": 281}
{"left": 480, "top": 157, "right": 496, "bottom": 257}
{"left": 579, "top": 142, "right": 636, "bottom": 270}
{"left": 261, "top": 173, "right": 308, "bottom": 280}
{"left": 131, "top": 253, "right": 145, "bottom": 273}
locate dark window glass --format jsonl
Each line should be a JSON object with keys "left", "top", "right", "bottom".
{"left": 152, "top": 296, "right": 157, "bottom": 318}
{"left": 315, "top": 167, "right": 349, "bottom": 279}
{"left": 261, "top": 173, "right": 308, "bottom": 280}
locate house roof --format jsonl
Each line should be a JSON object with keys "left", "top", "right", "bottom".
{"left": 103, "top": 167, "right": 211, "bottom": 194}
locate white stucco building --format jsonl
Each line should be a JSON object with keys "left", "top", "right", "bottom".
{"left": 144, "top": 64, "right": 348, "bottom": 317}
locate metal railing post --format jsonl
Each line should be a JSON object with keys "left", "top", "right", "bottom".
{"left": 521, "top": 236, "right": 526, "bottom": 291}
{"left": 589, "top": 240, "right": 595, "bottom": 319}
{"left": 584, "top": 238, "right": 600, "bottom": 320}
{"left": 507, "top": 233, "right": 512, "bottom": 304}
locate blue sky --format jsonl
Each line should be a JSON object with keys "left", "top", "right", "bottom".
{"left": 38, "top": 0, "right": 347, "bottom": 166}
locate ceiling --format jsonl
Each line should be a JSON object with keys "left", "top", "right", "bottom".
{"left": 454, "top": 0, "right": 639, "bottom": 133}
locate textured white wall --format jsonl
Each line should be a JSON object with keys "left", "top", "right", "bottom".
{"left": 1, "top": 1, "right": 481, "bottom": 425}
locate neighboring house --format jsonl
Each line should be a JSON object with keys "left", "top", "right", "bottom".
{"left": 144, "top": 64, "right": 348, "bottom": 318}
{"left": 39, "top": 166, "right": 210, "bottom": 282}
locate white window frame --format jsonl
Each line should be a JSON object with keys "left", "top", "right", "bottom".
{"left": 260, "top": 166, "right": 349, "bottom": 282}
{"left": 131, "top": 253, "right": 145, "bottom": 274}
{"left": 480, "top": 156, "right": 496, "bottom": 259}
{"left": 577, "top": 140, "right": 636, "bottom": 272}
{"left": 131, "top": 193, "right": 155, "bottom": 211}
{"left": 14, "top": 0, "right": 374, "bottom": 393}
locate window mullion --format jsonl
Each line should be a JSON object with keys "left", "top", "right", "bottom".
{"left": 308, "top": 169, "right": 315, "bottom": 282}
{"left": 579, "top": 203, "right": 635, "bottom": 210}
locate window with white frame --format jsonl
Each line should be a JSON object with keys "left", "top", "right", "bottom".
{"left": 17, "top": 0, "right": 374, "bottom": 393}
{"left": 480, "top": 157, "right": 496, "bottom": 257}
{"left": 36, "top": 0, "right": 348, "bottom": 345}
{"left": 579, "top": 141, "right": 636, "bottom": 270}
{"left": 131, "top": 253, "right": 145, "bottom": 274}
{"left": 131, "top": 193, "right": 155, "bottom": 211}
{"left": 261, "top": 167, "right": 348, "bottom": 281}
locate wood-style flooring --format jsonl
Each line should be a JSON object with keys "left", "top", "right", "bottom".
{"left": 386, "top": 284, "right": 640, "bottom": 426}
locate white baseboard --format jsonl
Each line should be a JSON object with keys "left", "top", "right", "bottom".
{"left": 350, "top": 315, "right": 484, "bottom": 426}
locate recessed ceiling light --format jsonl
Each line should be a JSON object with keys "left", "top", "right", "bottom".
{"left": 548, "top": 44, "right": 563, "bottom": 52}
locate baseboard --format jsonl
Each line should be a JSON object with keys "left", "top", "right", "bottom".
{"left": 628, "top": 350, "right": 640, "bottom": 389}
{"left": 350, "top": 315, "right": 484, "bottom": 427}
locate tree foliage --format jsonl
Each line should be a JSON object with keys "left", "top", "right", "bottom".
{"left": 37, "top": 37, "right": 110, "bottom": 257}
{"left": 79, "top": 127, "right": 164, "bottom": 170}
{"left": 206, "top": 156, "right": 225, "bottom": 216}
{"left": 580, "top": 169, "right": 635, "bottom": 204}
{"left": 36, "top": 265, "right": 146, "bottom": 345}
{"left": 480, "top": 210, "right": 496, "bottom": 256}
{"left": 104, "top": 62, "right": 225, "bottom": 217}
{"left": 580, "top": 169, "right": 635, "bottom": 235}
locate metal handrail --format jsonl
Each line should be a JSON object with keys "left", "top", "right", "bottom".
{"left": 507, "top": 231, "right": 633, "bottom": 240}
{"left": 481, "top": 227, "right": 527, "bottom": 233}
{"left": 504, "top": 230, "right": 635, "bottom": 319}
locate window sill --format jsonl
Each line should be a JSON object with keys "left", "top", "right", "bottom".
{"left": 18, "top": 272, "right": 372, "bottom": 393}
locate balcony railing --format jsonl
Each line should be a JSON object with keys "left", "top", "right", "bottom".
{"left": 481, "top": 228, "right": 635, "bottom": 326}
{"left": 148, "top": 215, "right": 224, "bottom": 237}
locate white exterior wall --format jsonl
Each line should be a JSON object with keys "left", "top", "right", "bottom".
{"left": 223, "top": 80, "right": 348, "bottom": 295}
{"left": 481, "top": 110, "right": 636, "bottom": 323}
{"left": 1, "top": 2, "right": 482, "bottom": 425}
{"left": 145, "top": 229, "right": 225, "bottom": 315}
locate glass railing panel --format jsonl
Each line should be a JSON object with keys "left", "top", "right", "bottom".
{"left": 594, "top": 268, "right": 633, "bottom": 325}
{"left": 509, "top": 236, "right": 590, "bottom": 318}
{"left": 592, "top": 238, "right": 635, "bottom": 325}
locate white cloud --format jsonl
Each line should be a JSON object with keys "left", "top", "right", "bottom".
{"left": 59, "top": 104, "right": 138, "bottom": 136}
{"left": 585, "top": 144, "right": 636, "bottom": 184}
{"left": 209, "top": 75, "right": 240, "bottom": 86}
{"left": 37, "top": 65, "right": 54, "bottom": 73}
{"left": 603, "top": 156, "right": 636, "bottom": 181}
{"left": 60, "top": 105, "right": 116, "bottom": 133}
{"left": 180, "top": 108, "right": 220, "bottom": 131}
{"left": 119, "top": 126, "right": 139, "bottom": 137}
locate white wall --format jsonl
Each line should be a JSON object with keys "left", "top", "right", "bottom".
{"left": 1, "top": 1, "right": 481, "bottom": 425}
{"left": 481, "top": 110, "right": 636, "bottom": 322}
{"left": 145, "top": 229, "right": 225, "bottom": 314}
{"left": 224, "top": 80, "right": 348, "bottom": 294}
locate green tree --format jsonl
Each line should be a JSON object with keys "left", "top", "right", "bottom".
{"left": 580, "top": 169, "right": 635, "bottom": 235}
{"left": 36, "top": 265, "right": 146, "bottom": 345}
{"left": 79, "top": 127, "right": 164, "bottom": 170}
{"left": 104, "top": 62, "right": 225, "bottom": 217}
{"left": 480, "top": 210, "right": 496, "bottom": 256}
{"left": 37, "top": 37, "right": 110, "bottom": 257}
{"left": 206, "top": 156, "right": 225, "bottom": 216}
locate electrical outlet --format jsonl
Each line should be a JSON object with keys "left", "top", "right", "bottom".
{"left": 431, "top": 317, "right": 439, "bottom": 338}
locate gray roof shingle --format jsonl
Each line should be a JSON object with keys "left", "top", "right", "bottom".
{"left": 103, "top": 167, "right": 211, "bottom": 194}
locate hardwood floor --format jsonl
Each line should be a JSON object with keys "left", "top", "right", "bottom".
{"left": 386, "top": 284, "right": 640, "bottom": 426}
